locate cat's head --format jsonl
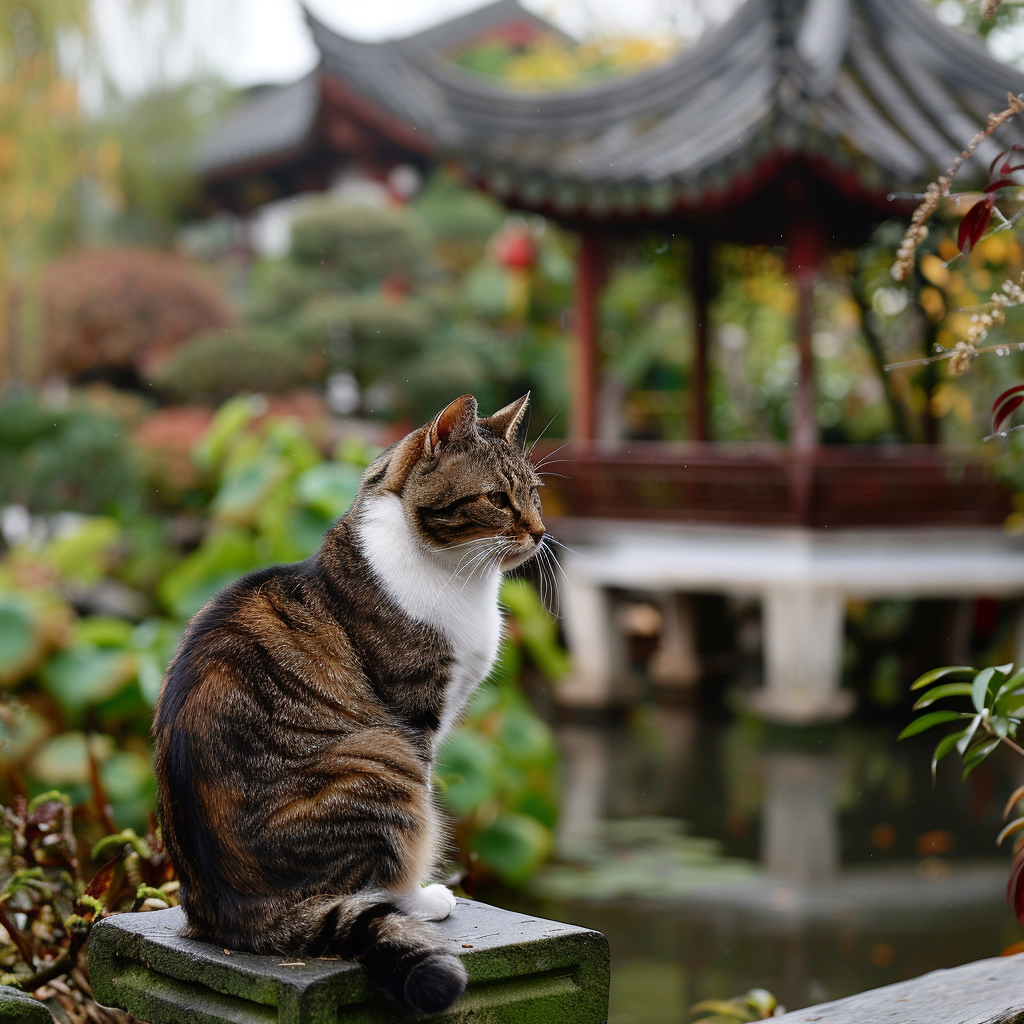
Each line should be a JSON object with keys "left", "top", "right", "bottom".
{"left": 361, "top": 394, "right": 545, "bottom": 570}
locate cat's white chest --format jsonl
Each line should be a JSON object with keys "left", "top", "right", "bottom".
{"left": 356, "top": 494, "right": 503, "bottom": 738}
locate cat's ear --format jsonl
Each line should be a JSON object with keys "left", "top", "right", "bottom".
{"left": 425, "top": 394, "right": 478, "bottom": 457}
{"left": 481, "top": 393, "right": 530, "bottom": 450}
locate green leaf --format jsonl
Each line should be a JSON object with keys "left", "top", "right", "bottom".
{"left": 499, "top": 579, "right": 570, "bottom": 681}
{"left": 157, "top": 527, "right": 262, "bottom": 618}
{"left": 294, "top": 462, "right": 361, "bottom": 519}
{"left": 435, "top": 730, "right": 498, "bottom": 817}
{"left": 0, "top": 598, "right": 37, "bottom": 681}
{"left": 743, "top": 989, "right": 778, "bottom": 1018}
{"left": 933, "top": 728, "right": 967, "bottom": 780}
{"left": 497, "top": 707, "right": 557, "bottom": 767}
{"left": 687, "top": 1001, "right": 752, "bottom": 1021}
{"left": 472, "top": 811, "right": 551, "bottom": 885}
{"left": 910, "top": 665, "right": 976, "bottom": 690}
{"left": 995, "top": 671, "right": 1024, "bottom": 703}
{"left": 913, "top": 682, "right": 974, "bottom": 709}
{"left": 957, "top": 713, "right": 983, "bottom": 755}
{"left": 41, "top": 646, "right": 136, "bottom": 721}
{"left": 75, "top": 616, "right": 133, "bottom": 648}
{"left": 898, "top": 710, "right": 965, "bottom": 740}
{"left": 972, "top": 667, "right": 998, "bottom": 713}
{"left": 43, "top": 517, "right": 120, "bottom": 584}
{"left": 995, "top": 689, "right": 1024, "bottom": 718}
{"left": 962, "top": 737, "right": 1000, "bottom": 780}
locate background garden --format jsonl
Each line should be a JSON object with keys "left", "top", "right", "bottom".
{"left": 8, "top": 1, "right": 1024, "bottom": 1022}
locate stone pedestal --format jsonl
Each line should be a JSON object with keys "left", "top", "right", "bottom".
{"left": 89, "top": 900, "right": 609, "bottom": 1024}
{"left": 0, "top": 984, "right": 52, "bottom": 1022}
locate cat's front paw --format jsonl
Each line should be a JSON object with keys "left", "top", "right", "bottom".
{"left": 417, "top": 883, "right": 457, "bottom": 921}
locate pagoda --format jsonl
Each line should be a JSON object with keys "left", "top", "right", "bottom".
{"left": 198, "top": 0, "right": 1024, "bottom": 719}
{"left": 200, "top": 0, "right": 1024, "bottom": 528}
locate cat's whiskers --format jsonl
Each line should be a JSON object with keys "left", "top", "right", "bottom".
{"left": 541, "top": 534, "right": 584, "bottom": 557}
{"left": 441, "top": 541, "right": 498, "bottom": 591}
{"left": 526, "top": 409, "right": 564, "bottom": 459}
{"left": 536, "top": 539, "right": 561, "bottom": 618}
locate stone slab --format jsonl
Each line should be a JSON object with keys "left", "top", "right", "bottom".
{"left": 0, "top": 984, "right": 53, "bottom": 1023}
{"left": 774, "top": 953, "right": 1024, "bottom": 1024}
{"left": 89, "top": 900, "right": 609, "bottom": 1023}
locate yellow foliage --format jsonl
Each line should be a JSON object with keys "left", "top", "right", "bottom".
{"left": 978, "top": 232, "right": 1009, "bottom": 263}
{"left": 95, "top": 137, "right": 122, "bottom": 176}
{"left": 971, "top": 267, "right": 993, "bottom": 290}
{"left": 919, "top": 285, "right": 945, "bottom": 322}
{"left": 929, "top": 381, "right": 972, "bottom": 422}
{"left": 920, "top": 253, "right": 950, "bottom": 288}
{"left": 501, "top": 32, "right": 677, "bottom": 86}
{"left": 938, "top": 238, "right": 960, "bottom": 262}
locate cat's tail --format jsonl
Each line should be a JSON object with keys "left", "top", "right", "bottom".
{"left": 292, "top": 892, "right": 467, "bottom": 1014}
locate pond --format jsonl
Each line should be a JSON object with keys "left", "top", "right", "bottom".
{"left": 511, "top": 706, "right": 1024, "bottom": 1023}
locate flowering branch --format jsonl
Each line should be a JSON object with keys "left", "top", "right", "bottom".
{"left": 885, "top": 272, "right": 1024, "bottom": 375}
{"left": 891, "top": 94, "right": 1024, "bottom": 282}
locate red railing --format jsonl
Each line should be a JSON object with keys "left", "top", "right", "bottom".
{"left": 532, "top": 442, "right": 1012, "bottom": 528}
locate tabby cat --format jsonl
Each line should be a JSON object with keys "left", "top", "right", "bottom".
{"left": 153, "top": 394, "right": 544, "bottom": 1015}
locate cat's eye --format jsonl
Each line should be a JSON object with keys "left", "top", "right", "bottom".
{"left": 487, "top": 491, "right": 511, "bottom": 509}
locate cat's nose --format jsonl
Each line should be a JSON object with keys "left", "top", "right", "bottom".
{"left": 530, "top": 528, "right": 546, "bottom": 544}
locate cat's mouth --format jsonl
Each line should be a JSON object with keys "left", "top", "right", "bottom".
{"left": 498, "top": 535, "right": 544, "bottom": 569}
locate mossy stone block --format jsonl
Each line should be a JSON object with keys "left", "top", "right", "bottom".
{"left": 89, "top": 899, "right": 609, "bottom": 1023}
{"left": 0, "top": 984, "right": 53, "bottom": 1022}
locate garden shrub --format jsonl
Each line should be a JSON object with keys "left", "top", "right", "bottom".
{"left": 0, "top": 395, "right": 143, "bottom": 514}
{"left": 293, "top": 294, "right": 430, "bottom": 385}
{"left": 42, "top": 248, "right": 232, "bottom": 382}
{"left": 151, "top": 326, "right": 327, "bottom": 401}
{"left": 288, "top": 200, "right": 428, "bottom": 287}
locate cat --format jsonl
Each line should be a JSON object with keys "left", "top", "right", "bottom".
{"left": 153, "top": 394, "right": 545, "bottom": 1015}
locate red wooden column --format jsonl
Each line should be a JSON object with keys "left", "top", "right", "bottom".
{"left": 571, "top": 232, "right": 605, "bottom": 445}
{"left": 690, "top": 235, "right": 711, "bottom": 442}
{"left": 787, "top": 220, "right": 824, "bottom": 453}
{"left": 786, "top": 219, "right": 825, "bottom": 522}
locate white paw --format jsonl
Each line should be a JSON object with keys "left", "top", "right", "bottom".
{"left": 417, "top": 883, "right": 457, "bottom": 921}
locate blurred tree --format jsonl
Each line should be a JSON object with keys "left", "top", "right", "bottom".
{"left": 0, "top": 0, "right": 201, "bottom": 389}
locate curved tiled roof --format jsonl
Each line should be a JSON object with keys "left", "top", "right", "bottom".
{"left": 305, "top": 0, "right": 1024, "bottom": 216}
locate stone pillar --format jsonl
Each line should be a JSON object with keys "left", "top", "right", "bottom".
{"left": 647, "top": 593, "right": 701, "bottom": 692}
{"left": 556, "top": 568, "right": 630, "bottom": 709}
{"left": 749, "top": 586, "right": 854, "bottom": 723}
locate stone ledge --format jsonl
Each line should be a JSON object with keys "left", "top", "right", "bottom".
{"left": 0, "top": 984, "right": 53, "bottom": 1023}
{"left": 88, "top": 899, "right": 609, "bottom": 1023}
{"left": 775, "top": 953, "right": 1024, "bottom": 1024}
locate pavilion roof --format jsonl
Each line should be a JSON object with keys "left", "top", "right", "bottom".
{"left": 197, "top": 0, "right": 568, "bottom": 184}
{"left": 302, "top": 0, "right": 1024, "bottom": 219}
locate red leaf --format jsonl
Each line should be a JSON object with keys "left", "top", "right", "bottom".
{"left": 1009, "top": 846, "right": 1024, "bottom": 923}
{"left": 84, "top": 853, "right": 123, "bottom": 898}
{"left": 992, "top": 385, "right": 1024, "bottom": 434}
{"left": 990, "top": 145, "right": 1024, "bottom": 177}
{"left": 985, "top": 179, "right": 1018, "bottom": 193}
{"left": 1001, "top": 145, "right": 1024, "bottom": 174}
{"left": 958, "top": 197, "right": 994, "bottom": 252}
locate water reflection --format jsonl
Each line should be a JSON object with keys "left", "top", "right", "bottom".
{"left": 517, "top": 707, "right": 1023, "bottom": 1023}
{"left": 761, "top": 750, "right": 841, "bottom": 883}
